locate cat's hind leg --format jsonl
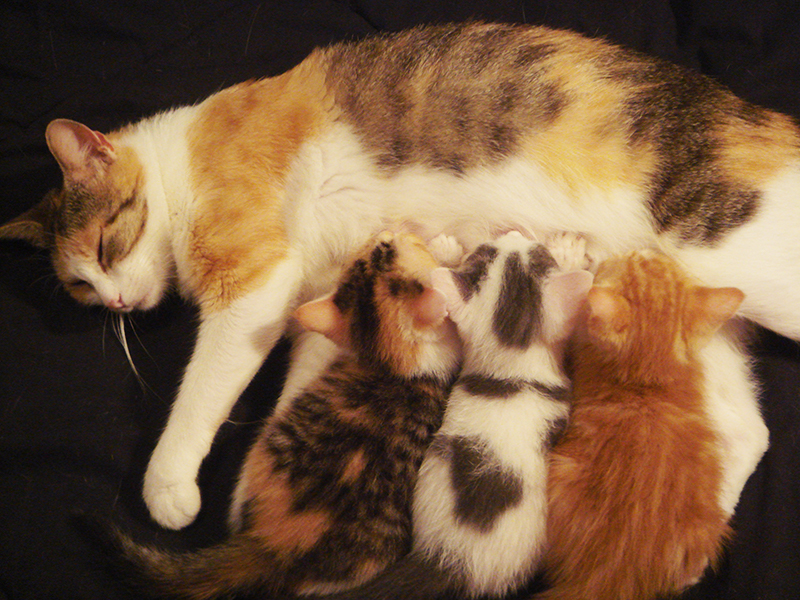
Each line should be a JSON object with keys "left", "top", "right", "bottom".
{"left": 671, "top": 167, "right": 800, "bottom": 340}
{"left": 700, "top": 322, "right": 769, "bottom": 518}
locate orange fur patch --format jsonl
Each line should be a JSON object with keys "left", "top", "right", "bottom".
{"left": 186, "top": 54, "right": 333, "bottom": 312}
{"left": 240, "top": 451, "right": 331, "bottom": 554}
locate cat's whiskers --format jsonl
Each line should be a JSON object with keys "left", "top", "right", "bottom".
{"left": 112, "top": 312, "right": 142, "bottom": 382}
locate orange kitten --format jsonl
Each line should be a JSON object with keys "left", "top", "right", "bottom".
{"left": 540, "top": 250, "right": 743, "bottom": 600}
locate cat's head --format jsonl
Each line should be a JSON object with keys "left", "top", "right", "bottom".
{"left": 584, "top": 250, "right": 744, "bottom": 361}
{"left": 294, "top": 231, "right": 461, "bottom": 378}
{"left": 430, "top": 232, "right": 594, "bottom": 355}
{"left": 0, "top": 119, "right": 171, "bottom": 312}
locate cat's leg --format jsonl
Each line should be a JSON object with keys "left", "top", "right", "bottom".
{"left": 671, "top": 167, "right": 800, "bottom": 339}
{"left": 227, "top": 329, "right": 338, "bottom": 531}
{"left": 700, "top": 322, "right": 769, "bottom": 518}
{"left": 144, "top": 253, "right": 305, "bottom": 530}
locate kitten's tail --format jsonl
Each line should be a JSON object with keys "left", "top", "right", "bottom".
{"left": 319, "top": 552, "right": 456, "bottom": 600}
{"left": 85, "top": 518, "right": 290, "bottom": 599}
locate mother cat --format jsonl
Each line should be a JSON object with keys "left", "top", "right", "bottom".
{"left": 0, "top": 22, "right": 790, "bottom": 530}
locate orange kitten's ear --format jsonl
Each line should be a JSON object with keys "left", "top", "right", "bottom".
{"left": 0, "top": 191, "right": 57, "bottom": 248}
{"left": 430, "top": 267, "right": 464, "bottom": 316}
{"left": 542, "top": 270, "right": 594, "bottom": 341}
{"left": 294, "top": 295, "right": 349, "bottom": 346}
{"left": 46, "top": 119, "right": 116, "bottom": 185}
{"left": 586, "top": 286, "right": 630, "bottom": 336}
{"left": 690, "top": 286, "right": 745, "bottom": 336}
{"left": 411, "top": 287, "right": 449, "bottom": 327}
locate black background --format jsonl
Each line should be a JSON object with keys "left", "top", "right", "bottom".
{"left": 1, "top": 1, "right": 799, "bottom": 599}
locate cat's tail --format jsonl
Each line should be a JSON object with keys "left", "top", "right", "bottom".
{"left": 83, "top": 517, "right": 291, "bottom": 600}
{"left": 318, "top": 551, "right": 456, "bottom": 600}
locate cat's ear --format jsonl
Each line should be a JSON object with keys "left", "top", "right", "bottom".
{"left": 46, "top": 119, "right": 116, "bottom": 186}
{"left": 689, "top": 286, "right": 745, "bottom": 337}
{"left": 586, "top": 285, "right": 630, "bottom": 336}
{"left": 0, "top": 190, "right": 58, "bottom": 249}
{"left": 293, "top": 295, "right": 349, "bottom": 346}
{"left": 430, "top": 267, "right": 464, "bottom": 316}
{"left": 411, "top": 287, "right": 449, "bottom": 327}
{"left": 542, "top": 270, "right": 594, "bottom": 341}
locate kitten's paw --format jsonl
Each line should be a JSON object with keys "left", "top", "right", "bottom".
{"left": 143, "top": 475, "right": 201, "bottom": 530}
{"left": 546, "top": 231, "right": 593, "bottom": 271}
{"left": 429, "top": 234, "right": 464, "bottom": 267}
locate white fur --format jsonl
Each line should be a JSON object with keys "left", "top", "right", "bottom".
{"left": 412, "top": 233, "right": 581, "bottom": 597}
{"left": 105, "top": 107, "right": 773, "bottom": 528}
{"left": 700, "top": 323, "right": 769, "bottom": 517}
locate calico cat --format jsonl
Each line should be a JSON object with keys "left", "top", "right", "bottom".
{"left": 100, "top": 231, "right": 462, "bottom": 598}
{"left": 539, "top": 250, "right": 745, "bottom": 600}
{"left": 0, "top": 22, "right": 785, "bottom": 530}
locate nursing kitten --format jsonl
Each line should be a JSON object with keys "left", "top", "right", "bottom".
{"left": 539, "top": 250, "right": 744, "bottom": 600}
{"left": 326, "top": 231, "right": 592, "bottom": 600}
{"left": 0, "top": 22, "right": 784, "bottom": 530}
{"left": 102, "top": 231, "right": 461, "bottom": 599}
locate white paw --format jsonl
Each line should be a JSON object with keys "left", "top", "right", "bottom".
{"left": 143, "top": 473, "right": 201, "bottom": 530}
{"left": 546, "top": 231, "right": 593, "bottom": 272}
{"left": 428, "top": 234, "right": 465, "bottom": 267}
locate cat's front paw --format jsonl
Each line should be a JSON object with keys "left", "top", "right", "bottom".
{"left": 546, "top": 231, "right": 593, "bottom": 272}
{"left": 429, "top": 234, "right": 464, "bottom": 267}
{"left": 143, "top": 472, "right": 201, "bottom": 530}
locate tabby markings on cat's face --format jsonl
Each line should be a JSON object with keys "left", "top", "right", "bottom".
{"left": 7, "top": 120, "right": 172, "bottom": 312}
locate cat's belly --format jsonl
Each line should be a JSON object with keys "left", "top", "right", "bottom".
{"left": 287, "top": 122, "right": 656, "bottom": 279}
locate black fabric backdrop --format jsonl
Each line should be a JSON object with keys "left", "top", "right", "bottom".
{"left": 1, "top": 2, "right": 799, "bottom": 599}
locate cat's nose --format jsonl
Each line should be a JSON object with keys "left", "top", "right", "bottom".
{"left": 106, "top": 294, "right": 129, "bottom": 311}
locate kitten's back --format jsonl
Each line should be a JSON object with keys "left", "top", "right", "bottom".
{"left": 542, "top": 251, "right": 741, "bottom": 600}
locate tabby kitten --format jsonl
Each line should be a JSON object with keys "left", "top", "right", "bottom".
{"left": 540, "top": 250, "right": 744, "bottom": 600}
{"left": 0, "top": 22, "right": 786, "bottom": 530}
{"left": 104, "top": 231, "right": 461, "bottom": 599}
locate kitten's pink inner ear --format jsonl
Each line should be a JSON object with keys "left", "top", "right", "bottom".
{"left": 293, "top": 296, "right": 345, "bottom": 343}
{"left": 45, "top": 119, "right": 116, "bottom": 183}
{"left": 430, "top": 267, "right": 463, "bottom": 313}
{"left": 543, "top": 270, "right": 595, "bottom": 339}
{"left": 412, "top": 288, "right": 449, "bottom": 326}
{"left": 693, "top": 286, "right": 745, "bottom": 332}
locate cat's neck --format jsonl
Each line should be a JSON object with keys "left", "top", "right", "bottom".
{"left": 117, "top": 105, "right": 209, "bottom": 295}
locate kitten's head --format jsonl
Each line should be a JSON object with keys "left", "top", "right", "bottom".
{"left": 0, "top": 119, "right": 170, "bottom": 312}
{"left": 583, "top": 250, "right": 744, "bottom": 363}
{"left": 430, "top": 232, "right": 593, "bottom": 356}
{"left": 294, "top": 231, "right": 461, "bottom": 378}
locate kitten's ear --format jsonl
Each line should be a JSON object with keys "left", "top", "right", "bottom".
{"left": 542, "top": 270, "right": 594, "bottom": 341}
{"left": 586, "top": 286, "right": 629, "bottom": 335}
{"left": 0, "top": 191, "right": 58, "bottom": 248}
{"left": 294, "top": 295, "right": 349, "bottom": 346}
{"left": 411, "top": 287, "right": 449, "bottom": 327}
{"left": 430, "top": 267, "right": 464, "bottom": 315}
{"left": 690, "top": 286, "right": 745, "bottom": 336}
{"left": 46, "top": 119, "right": 116, "bottom": 185}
